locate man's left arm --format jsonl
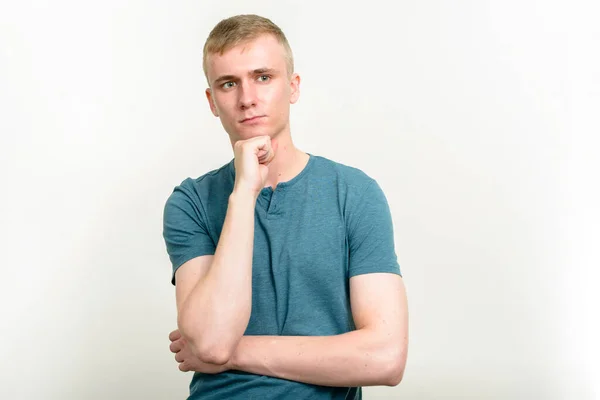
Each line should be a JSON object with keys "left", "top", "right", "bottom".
{"left": 228, "top": 272, "right": 408, "bottom": 387}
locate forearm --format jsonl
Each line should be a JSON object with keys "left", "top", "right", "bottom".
{"left": 179, "top": 190, "right": 256, "bottom": 362}
{"left": 229, "top": 329, "right": 405, "bottom": 387}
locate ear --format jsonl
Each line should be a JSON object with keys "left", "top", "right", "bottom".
{"left": 289, "top": 73, "right": 301, "bottom": 104}
{"left": 205, "top": 88, "right": 219, "bottom": 117}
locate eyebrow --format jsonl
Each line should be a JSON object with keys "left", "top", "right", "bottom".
{"left": 213, "top": 68, "right": 278, "bottom": 86}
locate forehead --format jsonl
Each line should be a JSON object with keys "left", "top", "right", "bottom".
{"left": 206, "top": 34, "right": 287, "bottom": 81}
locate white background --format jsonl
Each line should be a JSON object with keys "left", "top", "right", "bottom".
{"left": 1, "top": 0, "right": 598, "bottom": 399}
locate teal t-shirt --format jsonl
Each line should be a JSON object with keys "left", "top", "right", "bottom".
{"left": 162, "top": 154, "right": 401, "bottom": 399}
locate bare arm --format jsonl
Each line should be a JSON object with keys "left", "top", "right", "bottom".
{"left": 176, "top": 190, "right": 256, "bottom": 365}
{"left": 228, "top": 273, "right": 408, "bottom": 387}
{"left": 176, "top": 136, "right": 276, "bottom": 365}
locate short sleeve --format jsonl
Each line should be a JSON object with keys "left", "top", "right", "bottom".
{"left": 162, "top": 182, "right": 216, "bottom": 285}
{"left": 347, "top": 179, "right": 402, "bottom": 278}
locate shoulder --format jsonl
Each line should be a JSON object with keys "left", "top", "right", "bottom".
{"left": 309, "top": 155, "right": 392, "bottom": 225}
{"left": 310, "top": 154, "right": 377, "bottom": 194}
{"left": 164, "top": 160, "right": 233, "bottom": 208}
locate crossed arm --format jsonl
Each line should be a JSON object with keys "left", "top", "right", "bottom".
{"left": 170, "top": 260, "right": 408, "bottom": 387}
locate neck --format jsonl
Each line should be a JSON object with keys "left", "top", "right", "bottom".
{"left": 262, "top": 132, "right": 308, "bottom": 189}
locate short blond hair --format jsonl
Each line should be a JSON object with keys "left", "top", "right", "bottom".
{"left": 202, "top": 14, "right": 294, "bottom": 84}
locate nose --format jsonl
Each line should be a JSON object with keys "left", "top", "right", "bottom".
{"left": 238, "top": 80, "right": 257, "bottom": 110}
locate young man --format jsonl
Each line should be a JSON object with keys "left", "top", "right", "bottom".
{"left": 163, "top": 14, "right": 408, "bottom": 399}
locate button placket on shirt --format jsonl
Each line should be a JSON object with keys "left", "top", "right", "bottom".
{"left": 266, "top": 187, "right": 284, "bottom": 218}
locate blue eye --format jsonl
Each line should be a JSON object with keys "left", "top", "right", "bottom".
{"left": 222, "top": 81, "right": 236, "bottom": 89}
{"left": 258, "top": 75, "right": 271, "bottom": 82}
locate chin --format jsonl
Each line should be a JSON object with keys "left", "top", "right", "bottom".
{"left": 236, "top": 126, "right": 276, "bottom": 139}
{"left": 227, "top": 121, "right": 285, "bottom": 141}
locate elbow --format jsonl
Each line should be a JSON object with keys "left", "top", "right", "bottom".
{"left": 384, "top": 362, "right": 405, "bottom": 386}
{"left": 181, "top": 330, "right": 235, "bottom": 365}
{"left": 192, "top": 343, "right": 233, "bottom": 365}
{"left": 381, "top": 343, "right": 407, "bottom": 386}
{"left": 177, "top": 318, "right": 234, "bottom": 365}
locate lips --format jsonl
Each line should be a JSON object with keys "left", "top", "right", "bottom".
{"left": 240, "top": 116, "right": 265, "bottom": 123}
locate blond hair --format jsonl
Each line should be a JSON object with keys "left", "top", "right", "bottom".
{"left": 202, "top": 14, "right": 294, "bottom": 84}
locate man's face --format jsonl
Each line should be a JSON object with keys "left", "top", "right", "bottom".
{"left": 205, "top": 34, "right": 300, "bottom": 143}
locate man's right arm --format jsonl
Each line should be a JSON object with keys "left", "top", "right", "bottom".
{"left": 174, "top": 135, "right": 276, "bottom": 366}
{"left": 176, "top": 189, "right": 257, "bottom": 365}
